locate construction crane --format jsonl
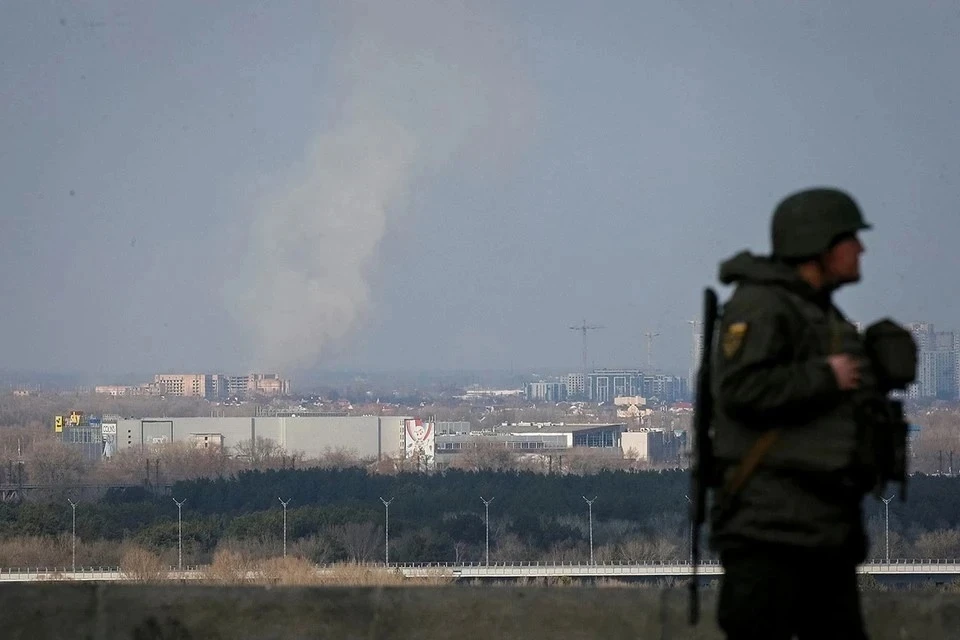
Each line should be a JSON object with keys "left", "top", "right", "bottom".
{"left": 569, "top": 320, "right": 603, "bottom": 374}
{"left": 643, "top": 331, "right": 660, "bottom": 370}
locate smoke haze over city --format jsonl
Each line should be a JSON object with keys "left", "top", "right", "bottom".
{"left": 2, "top": 1, "right": 959, "bottom": 380}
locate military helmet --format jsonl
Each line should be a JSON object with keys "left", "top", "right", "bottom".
{"left": 771, "top": 187, "right": 871, "bottom": 259}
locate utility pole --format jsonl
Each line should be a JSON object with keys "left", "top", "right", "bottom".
{"left": 569, "top": 320, "right": 603, "bottom": 375}
{"left": 173, "top": 498, "right": 186, "bottom": 572}
{"left": 480, "top": 496, "right": 494, "bottom": 566}
{"left": 644, "top": 331, "right": 660, "bottom": 370}
{"left": 882, "top": 495, "right": 895, "bottom": 563}
{"left": 278, "top": 497, "right": 291, "bottom": 557}
{"left": 67, "top": 498, "right": 78, "bottom": 573}
{"left": 380, "top": 497, "right": 394, "bottom": 566}
{"left": 583, "top": 496, "right": 597, "bottom": 565}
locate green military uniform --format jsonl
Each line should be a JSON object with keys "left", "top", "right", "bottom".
{"left": 710, "top": 188, "right": 875, "bottom": 639}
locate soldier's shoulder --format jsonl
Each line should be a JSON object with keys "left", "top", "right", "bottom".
{"left": 723, "top": 283, "right": 790, "bottom": 312}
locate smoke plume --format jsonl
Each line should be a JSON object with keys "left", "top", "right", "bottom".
{"left": 232, "top": 0, "right": 536, "bottom": 372}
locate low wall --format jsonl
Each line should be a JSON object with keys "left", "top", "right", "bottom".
{"left": 2, "top": 584, "right": 959, "bottom": 639}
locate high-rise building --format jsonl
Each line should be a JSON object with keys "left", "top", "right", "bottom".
{"left": 525, "top": 381, "right": 567, "bottom": 402}
{"left": 588, "top": 369, "right": 642, "bottom": 403}
{"left": 565, "top": 373, "right": 585, "bottom": 398}
{"left": 154, "top": 373, "right": 290, "bottom": 399}
{"left": 639, "top": 374, "right": 686, "bottom": 404}
{"left": 917, "top": 350, "right": 957, "bottom": 400}
{"left": 689, "top": 332, "right": 704, "bottom": 398}
{"left": 935, "top": 331, "right": 956, "bottom": 351}
{"left": 907, "top": 323, "right": 935, "bottom": 351}
{"left": 906, "top": 323, "right": 959, "bottom": 400}
{"left": 226, "top": 374, "right": 291, "bottom": 398}
{"left": 155, "top": 374, "right": 207, "bottom": 398}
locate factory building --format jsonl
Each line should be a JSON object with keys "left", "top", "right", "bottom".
{"left": 435, "top": 423, "right": 626, "bottom": 459}
{"left": 621, "top": 428, "right": 686, "bottom": 464}
{"left": 106, "top": 415, "right": 416, "bottom": 461}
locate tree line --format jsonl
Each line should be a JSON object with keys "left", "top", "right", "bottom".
{"left": 0, "top": 468, "right": 958, "bottom": 566}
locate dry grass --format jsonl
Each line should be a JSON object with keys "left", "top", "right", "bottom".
{"left": 0, "top": 535, "right": 130, "bottom": 569}
{"left": 258, "top": 556, "right": 322, "bottom": 585}
{"left": 120, "top": 545, "right": 166, "bottom": 583}
{"left": 198, "top": 552, "right": 454, "bottom": 587}
{"left": 0, "top": 536, "right": 68, "bottom": 568}
{"left": 314, "top": 562, "right": 410, "bottom": 587}
{"left": 203, "top": 548, "right": 259, "bottom": 584}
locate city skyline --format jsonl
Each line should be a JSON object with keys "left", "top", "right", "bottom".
{"left": 2, "top": 312, "right": 959, "bottom": 383}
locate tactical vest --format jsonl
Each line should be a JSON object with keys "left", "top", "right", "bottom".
{"left": 711, "top": 286, "right": 875, "bottom": 475}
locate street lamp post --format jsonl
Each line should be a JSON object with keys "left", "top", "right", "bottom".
{"left": 278, "top": 498, "right": 291, "bottom": 557}
{"left": 684, "top": 494, "right": 694, "bottom": 565}
{"left": 480, "top": 497, "right": 494, "bottom": 566}
{"left": 173, "top": 498, "right": 186, "bottom": 572}
{"left": 882, "top": 495, "right": 895, "bottom": 563}
{"left": 67, "top": 498, "right": 78, "bottom": 573}
{"left": 380, "top": 497, "right": 394, "bottom": 566}
{"left": 582, "top": 496, "right": 597, "bottom": 565}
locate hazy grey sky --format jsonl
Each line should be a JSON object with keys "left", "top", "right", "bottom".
{"left": 2, "top": 1, "right": 959, "bottom": 379}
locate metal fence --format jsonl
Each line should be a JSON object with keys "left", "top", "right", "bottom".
{"left": 1, "top": 560, "right": 958, "bottom": 582}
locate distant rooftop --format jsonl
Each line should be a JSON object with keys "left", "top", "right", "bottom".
{"left": 497, "top": 423, "right": 626, "bottom": 434}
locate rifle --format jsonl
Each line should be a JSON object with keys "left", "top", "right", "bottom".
{"left": 689, "top": 287, "right": 719, "bottom": 626}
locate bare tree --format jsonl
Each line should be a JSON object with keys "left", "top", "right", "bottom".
{"left": 617, "top": 535, "right": 680, "bottom": 563}
{"left": 290, "top": 534, "right": 340, "bottom": 565}
{"left": 312, "top": 447, "right": 361, "bottom": 470}
{"left": 453, "top": 540, "right": 470, "bottom": 563}
{"left": 562, "top": 449, "right": 628, "bottom": 474}
{"left": 448, "top": 442, "right": 518, "bottom": 472}
{"left": 25, "top": 438, "right": 88, "bottom": 494}
{"left": 330, "top": 522, "right": 381, "bottom": 563}
{"left": 120, "top": 546, "right": 166, "bottom": 583}
{"left": 910, "top": 529, "right": 960, "bottom": 560}
{"left": 234, "top": 436, "right": 285, "bottom": 468}
{"left": 490, "top": 532, "right": 533, "bottom": 563}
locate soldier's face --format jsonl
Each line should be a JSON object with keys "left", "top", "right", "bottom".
{"left": 823, "top": 234, "right": 864, "bottom": 285}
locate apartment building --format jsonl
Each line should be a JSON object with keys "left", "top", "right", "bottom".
{"left": 153, "top": 373, "right": 290, "bottom": 400}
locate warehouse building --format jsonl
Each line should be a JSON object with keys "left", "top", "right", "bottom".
{"left": 108, "top": 415, "right": 416, "bottom": 461}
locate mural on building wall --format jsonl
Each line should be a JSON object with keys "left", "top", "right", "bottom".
{"left": 403, "top": 419, "right": 435, "bottom": 469}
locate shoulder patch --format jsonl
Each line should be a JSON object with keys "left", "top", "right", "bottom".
{"left": 722, "top": 322, "right": 749, "bottom": 358}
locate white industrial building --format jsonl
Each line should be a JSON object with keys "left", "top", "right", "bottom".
{"left": 621, "top": 428, "right": 686, "bottom": 464}
{"left": 106, "top": 415, "right": 416, "bottom": 461}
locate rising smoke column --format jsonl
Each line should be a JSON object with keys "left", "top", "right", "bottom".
{"left": 232, "top": 0, "right": 536, "bottom": 371}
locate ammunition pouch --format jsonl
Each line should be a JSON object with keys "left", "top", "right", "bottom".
{"left": 853, "top": 394, "right": 908, "bottom": 494}
{"left": 857, "top": 319, "right": 914, "bottom": 495}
